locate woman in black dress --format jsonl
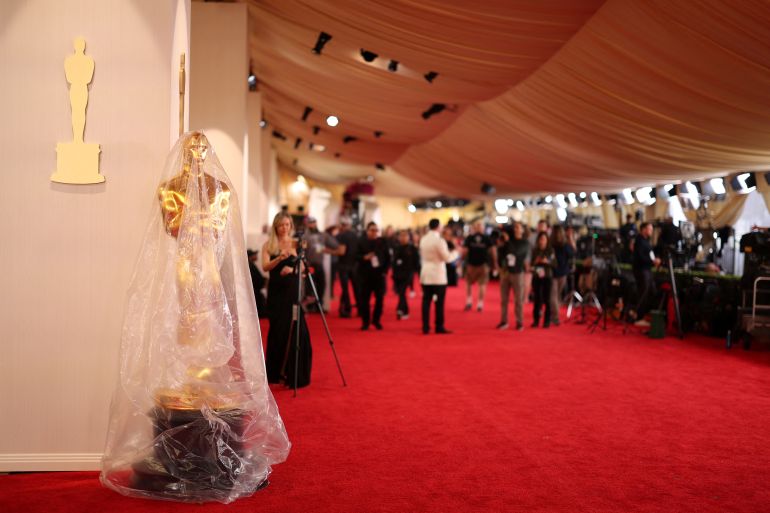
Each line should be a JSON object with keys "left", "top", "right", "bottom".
{"left": 261, "top": 213, "right": 312, "bottom": 388}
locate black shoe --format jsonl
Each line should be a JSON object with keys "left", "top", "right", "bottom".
{"left": 531, "top": 321, "right": 539, "bottom": 328}
{"left": 422, "top": 327, "right": 430, "bottom": 335}
{"left": 435, "top": 329, "right": 452, "bottom": 334}
{"left": 373, "top": 322, "right": 383, "bottom": 330}
{"left": 516, "top": 323, "right": 524, "bottom": 331}
{"left": 543, "top": 323, "right": 550, "bottom": 329}
{"left": 360, "top": 324, "right": 369, "bottom": 331}
{"left": 339, "top": 312, "right": 351, "bottom": 318}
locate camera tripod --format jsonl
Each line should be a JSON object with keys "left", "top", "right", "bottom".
{"left": 283, "top": 241, "right": 347, "bottom": 396}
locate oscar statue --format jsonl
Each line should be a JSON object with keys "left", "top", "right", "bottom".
{"left": 51, "top": 37, "right": 104, "bottom": 184}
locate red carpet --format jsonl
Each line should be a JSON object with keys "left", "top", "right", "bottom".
{"left": 2, "top": 281, "right": 770, "bottom": 513}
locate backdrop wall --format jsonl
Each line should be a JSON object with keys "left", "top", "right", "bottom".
{"left": 0, "top": 0, "right": 190, "bottom": 471}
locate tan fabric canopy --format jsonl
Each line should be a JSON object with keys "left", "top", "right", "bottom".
{"left": 246, "top": 0, "right": 770, "bottom": 198}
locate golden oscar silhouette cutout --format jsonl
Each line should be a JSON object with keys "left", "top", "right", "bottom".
{"left": 51, "top": 37, "right": 104, "bottom": 184}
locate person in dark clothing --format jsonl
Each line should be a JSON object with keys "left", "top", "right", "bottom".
{"left": 443, "top": 227, "right": 459, "bottom": 286}
{"left": 262, "top": 213, "right": 312, "bottom": 387}
{"left": 632, "top": 222, "right": 661, "bottom": 326}
{"left": 549, "top": 226, "right": 574, "bottom": 326}
{"left": 463, "top": 221, "right": 495, "bottom": 312}
{"left": 392, "top": 230, "right": 419, "bottom": 319}
{"left": 496, "top": 222, "right": 530, "bottom": 330}
{"left": 334, "top": 217, "right": 359, "bottom": 318}
{"left": 358, "top": 221, "right": 391, "bottom": 330}
{"left": 530, "top": 231, "right": 555, "bottom": 328}
{"left": 619, "top": 214, "right": 638, "bottom": 263}
{"left": 247, "top": 249, "right": 268, "bottom": 317}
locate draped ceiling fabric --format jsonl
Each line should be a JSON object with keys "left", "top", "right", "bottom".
{"left": 245, "top": 0, "right": 770, "bottom": 199}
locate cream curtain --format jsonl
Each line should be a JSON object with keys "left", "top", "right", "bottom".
{"left": 245, "top": 0, "right": 770, "bottom": 201}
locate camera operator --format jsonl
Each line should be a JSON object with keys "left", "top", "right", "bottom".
{"left": 631, "top": 222, "right": 661, "bottom": 327}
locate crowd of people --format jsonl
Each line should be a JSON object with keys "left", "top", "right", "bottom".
{"left": 251, "top": 213, "right": 667, "bottom": 387}
{"left": 246, "top": 209, "right": 716, "bottom": 388}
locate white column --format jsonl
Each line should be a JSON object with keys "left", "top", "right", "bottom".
{"left": 189, "top": 2, "right": 248, "bottom": 213}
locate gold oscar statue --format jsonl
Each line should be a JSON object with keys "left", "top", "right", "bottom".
{"left": 129, "top": 132, "right": 252, "bottom": 495}
{"left": 51, "top": 37, "right": 104, "bottom": 184}
{"left": 155, "top": 131, "right": 234, "bottom": 409}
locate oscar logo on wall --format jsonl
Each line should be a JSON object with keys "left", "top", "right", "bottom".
{"left": 51, "top": 37, "right": 104, "bottom": 184}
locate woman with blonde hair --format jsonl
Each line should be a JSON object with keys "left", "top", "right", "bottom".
{"left": 261, "top": 212, "right": 312, "bottom": 387}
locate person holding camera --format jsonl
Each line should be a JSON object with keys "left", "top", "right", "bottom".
{"left": 261, "top": 212, "right": 312, "bottom": 387}
{"left": 631, "top": 221, "right": 661, "bottom": 327}
{"left": 358, "top": 221, "right": 391, "bottom": 331}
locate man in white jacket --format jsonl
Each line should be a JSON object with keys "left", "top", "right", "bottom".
{"left": 419, "top": 218, "right": 452, "bottom": 334}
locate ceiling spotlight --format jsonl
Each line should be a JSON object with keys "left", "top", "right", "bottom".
{"left": 494, "top": 199, "right": 509, "bottom": 214}
{"left": 326, "top": 115, "right": 339, "bottom": 127}
{"left": 375, "top": 163, "right": 385, "bottom": 171}
{"left": 312, "top": 32, "right": 332, "bottom": 54}
{"left": 259, "top": 119, "right": 267, "bottom": 128}
{"left": 480, "top": 182, "right": 496, "bottom": 195}
{"left": 360, "top": 49, "right": 378, "bottom": 62}
{"left": 343, "top": 136, "right": 357, "bottom": 144}
{"left": 408, "top": 204, "right": 417, "bottom": 213}
{"left": 731, "top": 172, "right": 756, "bottom": 193}
{"left": 424, "top": 71, "right": 438, "bottom": 83}
{"left": 301, "top": 106, "right": 313, "bottom": 122}
{"left": 312, "top": 144, "right": 325, "bottom": 152}
{"left": 709, "top": 178, "right": 727, "bottom": 195}
{"left": 544, "top": 195, "right": 552, "bottom": 204}
{"left": 271, "top": 130, "right": 287, "bottom": 141}
{"left": 374, "top": 130, "right": 383, "bottom": 138}
{"left": 247, "top": 66, "right": 257, "bottom": 91}
{"left": 516, "top": 201, "right": 525, "bottom": 211}
{"left": 579, "top": 192, "right": 587, "bottom": 199}
{"left": 388, "top": 60, "right": 399, "bottom": 72}
{"left": 294, "top": 137, "right": 302, "bottom": 150}
{"left": 312, "top": 125, "right": 320, "bottom": 135}
{"left": 635, "top": 186, "right": 655, "bottom": 205}
{"left": 435, "top": 201, "right": 443, "bottom": 208}
{"left": 567, "top": 193, "right": 578, "bottom": 208}
{"left": 555, "top": 194, "right": 567, "bottom": 209}
{"left": 621, "top": 188, "right": 635, "bottom": 204}
{"left": 422, "top": 103, "right": 446, "bottom": 120}
{"left": 590, "top": 192, "right": 601, "bottom": 206}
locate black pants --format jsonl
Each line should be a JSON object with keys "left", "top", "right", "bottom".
{"left": 360, "top": 275, "right": 385, "bottom": 327}
{"left": 634, "top": 268, "right": 656, "bottom": 319}
{"left": 532, "top": 276, "right": 552, "bottom": 325}
{"left": 422, "top": 284, "right": 447, "bottom": 332}
{"left": 338, "top": 268, "right": 354, "bottom": 316}
{"left": 394, "top": 277, "right": 410, "bottom": 315}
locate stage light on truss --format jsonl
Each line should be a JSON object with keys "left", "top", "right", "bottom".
{"left": 408, "top": 204, "right": 417, "bottom": 213}
{"left": 494, "top": 199, "right": 509, "bottom": 214}
{"left": 621, "top": 188, "right": 635, "bottom": 204}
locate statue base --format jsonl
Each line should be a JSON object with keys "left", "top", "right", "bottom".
{"left": 126, "top": 405, "right": 269, "bottom": 500}
{"left": 51, "top": 142, "right": 103, "bottom": 184}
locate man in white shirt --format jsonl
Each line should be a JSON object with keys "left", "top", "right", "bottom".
{"left": 419, "top": 218, "right": 452, "bottom": 335}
